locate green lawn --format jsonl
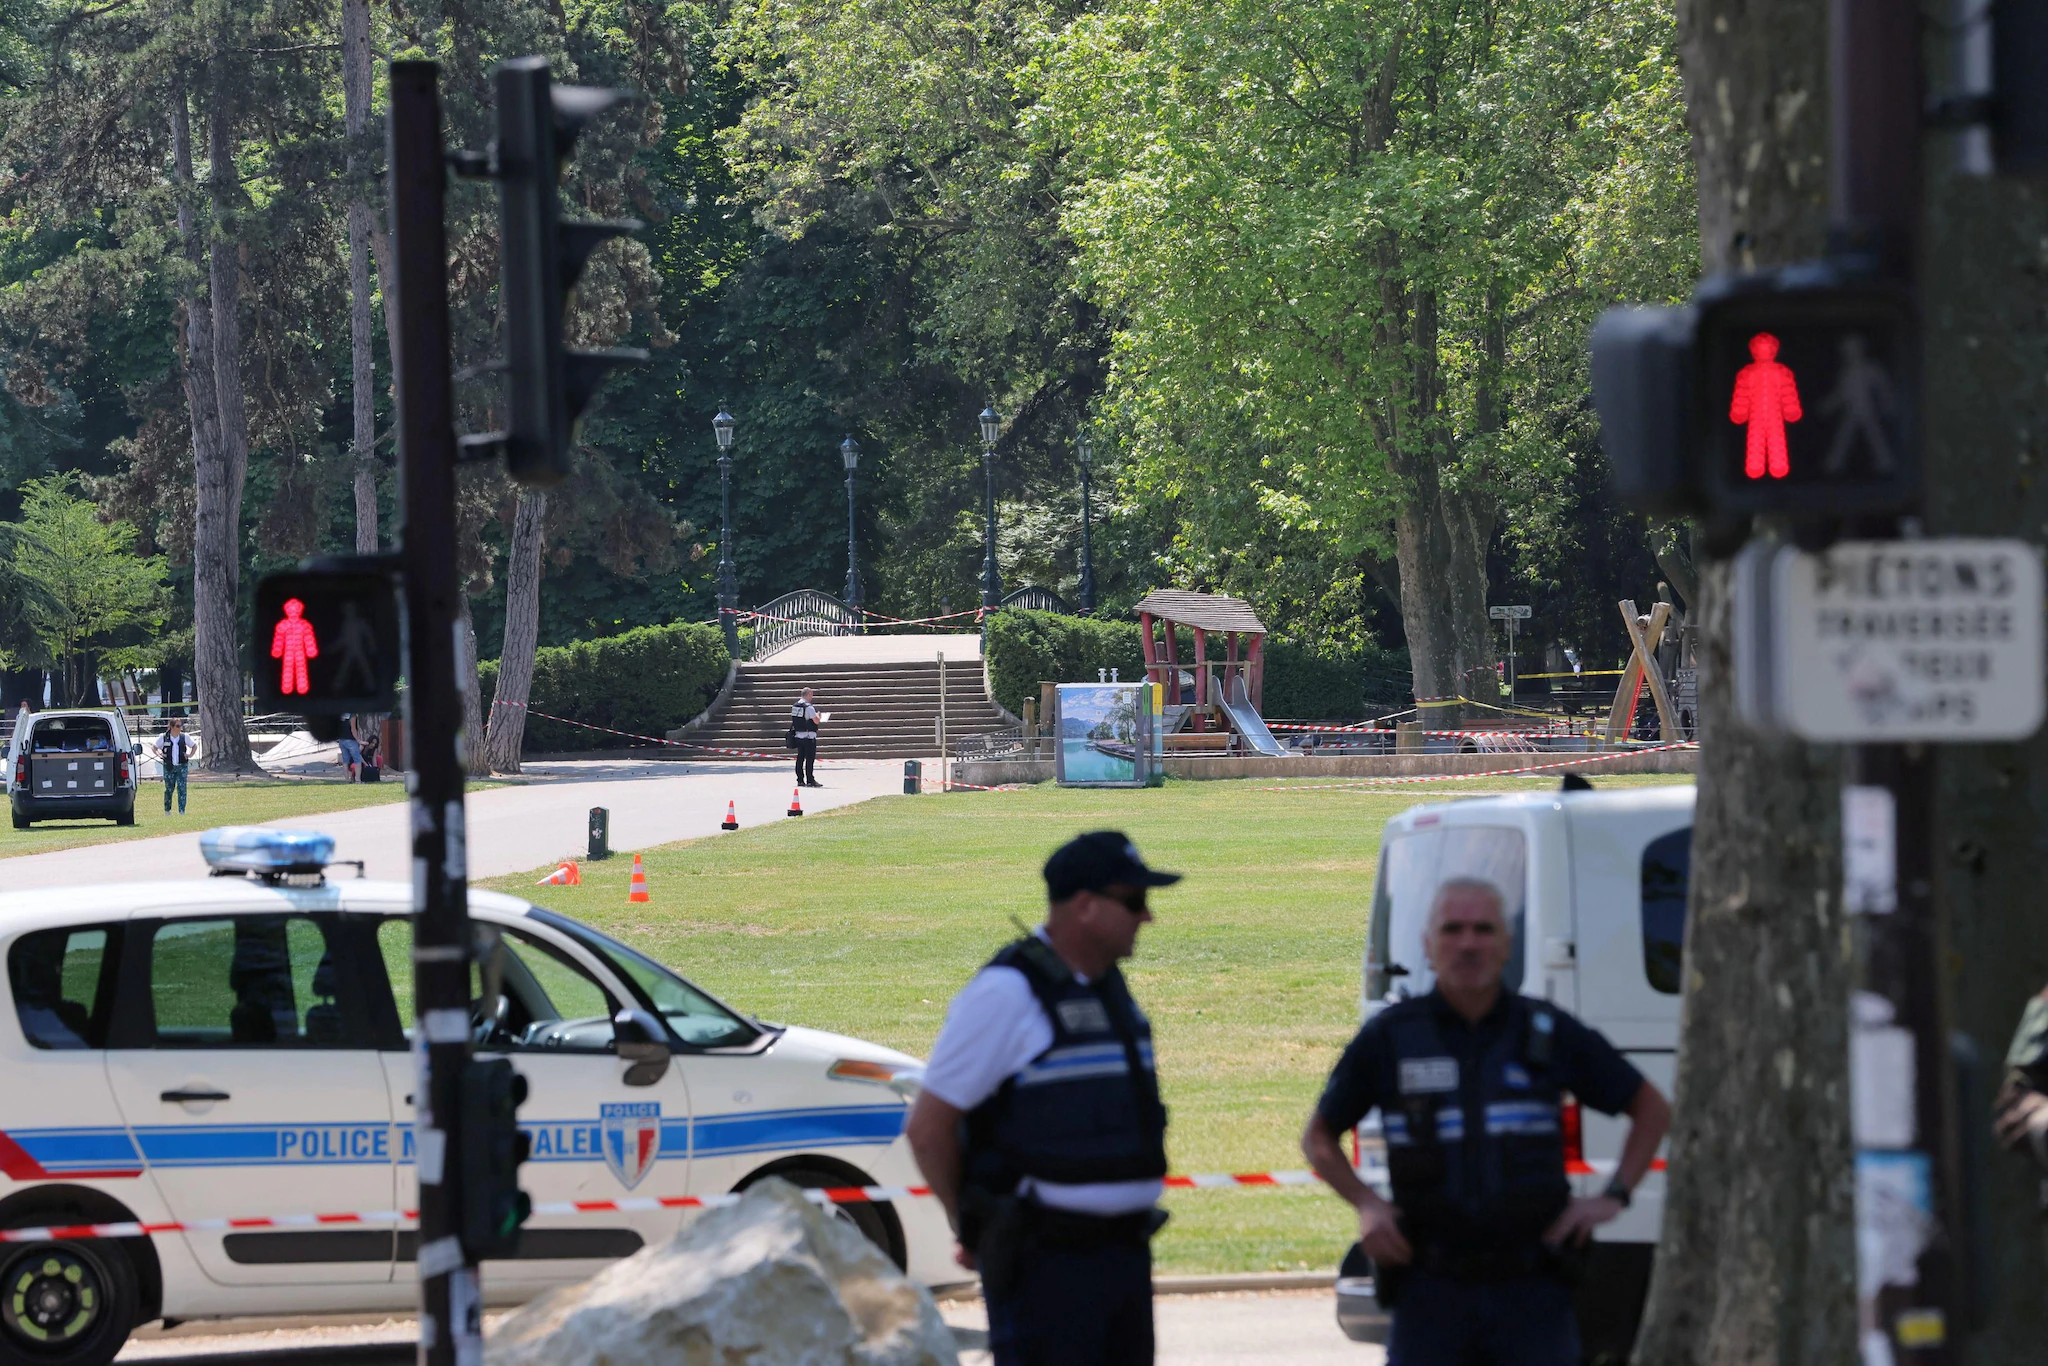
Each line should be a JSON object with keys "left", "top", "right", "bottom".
{"left": 485, "top": 771, "right": 1692, "bottom": 1274}
{"left": 1, "top": 777, "right": 414, "bottom": 857}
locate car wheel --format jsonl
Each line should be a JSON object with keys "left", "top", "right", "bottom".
{"left": 113, "top": 812, "right": 133, "bottom": 828}
{"left": 0, "top": 1237, "right": 138, "bottom": 1366}
{"left": 9, "top": 814, "right": 26, "bottom": 830}
{"left": 744, "top": 1165, "right": 906, "bottom": 1271}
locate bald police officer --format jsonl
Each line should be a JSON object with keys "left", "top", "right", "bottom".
{"left": 905, "top": 831, "right": 1178, "bottom": 1365}
{"left": 1302, "top": 877, "right": 1672, "bottom": 1365}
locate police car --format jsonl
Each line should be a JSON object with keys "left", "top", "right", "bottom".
{"left": 0, "top": 828, "right": 953, "bottom": 1365}
{"left": 1353, "top": 781, "right": 1692, "bottom": 1360}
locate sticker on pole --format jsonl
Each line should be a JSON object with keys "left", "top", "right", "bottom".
{"left": 1759, "top": 539, "right": 2044, "bottom": 742}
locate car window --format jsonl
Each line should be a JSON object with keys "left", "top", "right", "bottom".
{"left": 9, "top": 924, "right": 122, "bottom": 1049}
{"left": 149, "top": 916, "right": 364, "bottom": 1048}
{"left": 532, "top": 910, "right": 758, "bottom": 1049}
{"left": 1641, "top": 827, "right": 1691, "bottom": 995}
{"left": 1368, "top": 825, "right": 1528, "bottom": 1001}
{"left": 376, "top": 919, "right": 618, "bottom": 1052}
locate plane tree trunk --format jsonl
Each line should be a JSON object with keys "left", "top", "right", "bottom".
{"left": 482, "top": 489, "right": 546, "bottom": 775}
{"left": 1632, "top": 2, "right": 1856, "bottom": 1363}
{"left": 342, "top": 0, "right": 379, "bottom": 553}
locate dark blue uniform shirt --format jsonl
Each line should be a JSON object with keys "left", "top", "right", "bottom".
{"left": 1319, "top": 988, "right": 1643, "bottom": 1136}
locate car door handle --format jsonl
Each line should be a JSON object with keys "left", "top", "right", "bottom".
{"left": 160, "top": 1087, "right": 230, "bottom": 1104}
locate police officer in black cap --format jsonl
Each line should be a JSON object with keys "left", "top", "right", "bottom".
{"left": 1302, "top": 877, "right": 1671, "bottom": 1364}
{"left": 905, "top": 830, "right": 1179, "bottom": 1365}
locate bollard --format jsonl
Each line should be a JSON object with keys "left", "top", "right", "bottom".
{"left": 588, "top": 806, "right": 611, "bottom": 861}
{"left": 903, "top": 759, "right": 923, "bottom": 795}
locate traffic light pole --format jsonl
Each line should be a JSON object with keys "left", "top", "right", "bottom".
{"left": 1833, "top": 3, "right": 1965, "bottom": 1359}
{"left": 388, "top": 61, "right": 479, "bottom": 1366}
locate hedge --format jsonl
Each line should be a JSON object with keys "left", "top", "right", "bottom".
{"left": 479, "top": 621, "right": 731, "bottom": 754}
{"left": 984, "top": 609, "right": 1405, "bottom": 722}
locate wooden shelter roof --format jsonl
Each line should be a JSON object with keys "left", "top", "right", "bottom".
{"left": 1132, "top": 590, "right": 1267, "bottom": 635}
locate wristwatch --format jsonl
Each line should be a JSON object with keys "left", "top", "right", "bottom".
{"left": 1601, "top": 1177, "right": 1633, "bottom": 1208}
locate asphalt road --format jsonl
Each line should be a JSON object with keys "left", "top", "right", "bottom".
{"left": 0, "top": 757, "right": 909, "bottom": 891}
{"left": 117, "top": 1290, "right": 1382, "bottom": 1363}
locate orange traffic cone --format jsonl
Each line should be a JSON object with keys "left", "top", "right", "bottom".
{"left": 627, "top": 854, "right": 650, "bottom": 902}
{"left": 721, "top": 800, "right": 739, "bottom": 831}
{"left": 786, "top": 787, "right": 804, "bottom": 818}
{"left": 535, "top": 860, "right": 579, "bottom": 887}
{"left": 565, "top": 860, "right": 582, "bottom": 885}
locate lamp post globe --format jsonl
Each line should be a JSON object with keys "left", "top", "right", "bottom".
{"left": 977, "top": 404, "right": 1002, "bottom": 610}
{"left": 1076, "top": 426, "right": 1096, "bottom": 615}
{"left": 712, "top": 409, "right": 739, "bottom": 655}
{"left": 840, "top": 436, "right": 862, "bottom": 617}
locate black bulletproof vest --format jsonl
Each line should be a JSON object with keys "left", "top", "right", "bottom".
{"left": 963, "top": 937, "right": 1169, "bottom": 1192}
{"left": 1380, "top": 993, "right": 1572, "bottom": 1250}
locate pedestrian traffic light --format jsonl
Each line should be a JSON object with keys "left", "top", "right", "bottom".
{"left": 457, "top": 1057, "right": 531, "bottom": 1260}
{"left": 1591, "top": 270, "right": 1920, "bottom": 540}
{"left": 251, "top": 569, "right": 402, "bottom": 717}
{"left": 1693, "top": 278, "right": 1919, "bottom": 520}
{"left": 477, "top": 56, "right": 648, "bottom": 486}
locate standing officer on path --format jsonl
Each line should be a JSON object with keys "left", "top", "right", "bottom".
{"left": 905, "top": 831, "right": 1179, "bottom": 1365}
{"left": 1302, "top": 878, "right": 1671, "bottom": 1365}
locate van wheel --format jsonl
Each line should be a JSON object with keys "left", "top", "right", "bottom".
{"left": 9, "top": 813, "right": 26, "bottom": 830}
{"left": 113, "top": 812, "right": 133, "bottom": 828}
{"left": 0, "top": 1237, "right": 137, "bottom": 1366}
{"left": 740, "top": 1165, "right": 906, "bottom": 1271}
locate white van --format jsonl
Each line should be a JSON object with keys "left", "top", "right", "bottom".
{"left": 1358, "top": 780, "right": 1693, "bottom": 1360}
{"left": 6, "top": 709, "right": 144, "bottom": 829}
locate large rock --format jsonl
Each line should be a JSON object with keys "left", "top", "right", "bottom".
{"left": 486, "top": 1178, "right": 958, "bottom": 1366}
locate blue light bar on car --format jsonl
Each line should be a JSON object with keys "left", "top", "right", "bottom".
{"left": 199, "top": 826, "right": 336, "bottom": 874}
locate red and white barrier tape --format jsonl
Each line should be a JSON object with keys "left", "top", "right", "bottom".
{"left": 1267, "top": 723, "right": 1575, "bottom": 738}
{"left": 857, "top": 606, "right": 987, "bottom": 626}
{"left": 0, "top": 1158, "right": 1671, "bottom": 1244}
{"left": 1254, "top": 741, "right": 1698, "bottom": 791}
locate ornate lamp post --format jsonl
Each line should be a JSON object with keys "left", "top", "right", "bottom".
{"left": 840, "top": 436, "right": 863, "bottom": 617}
{"left": 1076, "top": 425, "right": 1097, "bottom": 614}
{"left": 978, "top": 403, "right": 1003, "bottom": 610}
{"left": 712, "top": 408, "right": 739, "bottom": 655}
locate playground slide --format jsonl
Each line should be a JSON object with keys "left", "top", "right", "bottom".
{"left": 1222, "top": 676, "right": 1290, "bottom": 756}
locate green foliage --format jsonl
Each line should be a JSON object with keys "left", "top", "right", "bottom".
{"left": 984, "top": 609, "right": 1149, "bottom": 716}
{"left": 985, "top": 608, "right": 1408, "bottom": 720}
{"left": 2, "top": 472, "right": 167, "bottom": 701}
{"left": 479, "top": 621, "right": 730, "bottom": 754}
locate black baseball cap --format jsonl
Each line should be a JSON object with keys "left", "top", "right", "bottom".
{"left": 1044, "top": 831, "right": 1182, "bottom": 902}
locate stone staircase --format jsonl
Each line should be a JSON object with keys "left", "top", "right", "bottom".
{"left": 684, "top": 658, "right": 1013, "bottom": 760}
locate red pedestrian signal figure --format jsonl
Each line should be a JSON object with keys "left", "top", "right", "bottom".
{"left": 1728, "top": 331, "right": 1802, "bottom": 480}
{"left": 271, "top": 597, "right": 319, "bottom": 696}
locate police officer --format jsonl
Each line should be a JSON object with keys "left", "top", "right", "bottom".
{"left": 1994, "top": 984, "right": 2048, "bottom": 1172}
{"left": 1302, "top": 877, "right": 1671, "bottom": 1364}
{"left": 905, "top": 831, "right": 1178, "bottom": 1365}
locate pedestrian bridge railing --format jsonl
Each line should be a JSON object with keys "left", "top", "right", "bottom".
{"left": 746, "top": 590, "right": 860, "bottom": 662}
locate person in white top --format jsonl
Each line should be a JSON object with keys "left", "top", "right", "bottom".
{"left": 907, "top": 831, "right": 1181, "bottom": 1365}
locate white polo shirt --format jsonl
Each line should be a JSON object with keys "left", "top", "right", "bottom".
{"left": 923, "top": 933, "right": 1164, "bottom": 1216}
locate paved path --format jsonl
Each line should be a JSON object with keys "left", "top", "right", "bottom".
{"left": 0, "top": 758, "right": 910, "bottom": 891}
{"left": 118, "top": 1291, "right": 1380, "bottom": 1362}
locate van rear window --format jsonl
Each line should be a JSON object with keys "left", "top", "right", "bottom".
{"left": 1641, "top": 828, "right": 1691, "bottom": 994}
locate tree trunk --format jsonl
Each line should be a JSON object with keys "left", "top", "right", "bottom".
{"left": 178, "top": 77, "right": 255, "bottom": 774}
{"left": 342, "top": 0, "right": 379, "bottom": 553}
{"left": 457, "top": 592, "right": 485, "bottom": 776}
{"left": 482, "top": 489, "right": 547, "bottom": 775}
{"left": 1633, "top": 3, "right": 1855, "bottom": 1364}
{"left": 1923, "top": 150, "right": 2048, "bottom": 1360}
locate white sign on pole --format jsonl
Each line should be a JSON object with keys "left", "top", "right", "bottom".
{"left": 1488, "top": 605, "right": 1533, "bottom": 620}
{"left": 1735, "top": 538, "right": 2045, "bottom": 742}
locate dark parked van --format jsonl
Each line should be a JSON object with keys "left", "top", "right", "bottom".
{"left": 6, "top": 709, "right": 142, "bottom": 829}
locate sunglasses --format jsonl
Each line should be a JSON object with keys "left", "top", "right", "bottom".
{"left": 1093, "top": 885, "right": 1149, "bottom": 915}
